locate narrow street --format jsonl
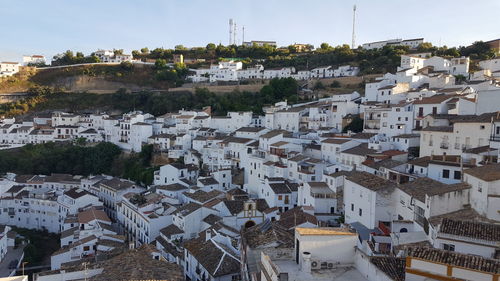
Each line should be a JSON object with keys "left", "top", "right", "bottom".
{"left": 0, "top": 245, "right": 26, "bottom": 277}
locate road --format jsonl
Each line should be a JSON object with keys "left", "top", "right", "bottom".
{"left": 0, "top": 245, "right": 25, "bottom": 277}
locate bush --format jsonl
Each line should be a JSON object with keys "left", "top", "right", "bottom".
{"left": 330, "top": 81, "right": 341, "bottom": 88}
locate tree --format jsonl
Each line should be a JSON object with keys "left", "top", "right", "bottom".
{"left": 140, "top": 47, "right": 149, "bottom": 54}
{"left": 313, "top": 81, "right": 325, "bottom": 90}
{"left": 330, "top": 81, "right": 341, "bottom": 88}
{"left": 154, "top": 59, "right": 168, "bottom": 69}
{"left": 206, "top": 43, "right": 216, "bottom": 50}
{"left": 342, "top": 116, "right": 364, "bottom": 133}
{"left": 320, "top": 43, "right": 332, "bottom": 51}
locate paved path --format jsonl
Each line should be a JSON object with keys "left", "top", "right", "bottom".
{"left": 0, "top": 245, "right": 25, "bottom": 277}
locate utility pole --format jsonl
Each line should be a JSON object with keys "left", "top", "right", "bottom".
{"left": 352, "top": 5, "right": 357, "bottom": 49}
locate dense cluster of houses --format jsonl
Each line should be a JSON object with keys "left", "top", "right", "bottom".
{"left": 187, "top": 61, "right": 360, "bottom": 83}
{"left": 0, "top": 55, "right": 500, "bottom": 280}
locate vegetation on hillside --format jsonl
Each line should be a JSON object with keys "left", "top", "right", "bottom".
{"left": 0, "top": 142, "right": 158, "bottom": 185}
{"left": 13, "top": 227, "right": 60, "bottom": 266}
{"left": 0, "top": 142, "right": 121, "bottom": 175}
{"left": 0, "top": 77, "right": 299, "bottom": 117}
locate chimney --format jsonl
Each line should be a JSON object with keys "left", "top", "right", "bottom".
{"left": 128, "top": 241, "right": 135, "bottom": 250}
{"left": 205, "top": 229, "right": 211, "bottom": 241}
{"left": 301, "top": 252, "right": 312, "bottom": 274}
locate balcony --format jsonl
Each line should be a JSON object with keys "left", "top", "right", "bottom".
{"left": 439, "top": 143, "right": 449, "bottom": 149}
{"left": 490, "top": 135, "right": 500, "bottom": 142}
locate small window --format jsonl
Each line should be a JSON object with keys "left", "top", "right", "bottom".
{"left": 351, "top": 204, "right": 354, "bottom": 211}
{"left": 83, "top": 246, "right": 90, "bottom": 251}
{"left": 454, "top": 171, "right": 461, "bottom": 180}
{"left": 359, "top": 208, "right": 362, "bottom": 216}
{"left": 480, "top": 125, "right": 485, "bottom": 130}
{"left": 443, "top": 169, "right": 450, "bottom": 179}
{"left": 443, "top": 243, "right": 455, "bottom": 251}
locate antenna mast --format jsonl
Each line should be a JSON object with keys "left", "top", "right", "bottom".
{"left": 351, "top": 5, "right": 357, "bottom": 49}
{"left": 242, "top": 26, "right": 245, "bottom": 44}
{"left": 233, "top": 22, "right": 237, "bottom": 45}
{"left": 229, "top": 19, "right": 233, "bottom": 46}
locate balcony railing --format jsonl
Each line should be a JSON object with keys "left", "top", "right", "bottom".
{"left": 490, "top": 135, "right": 500, "bottom": 142}
{"left": 440, "top": 143, "right": 449, "bottom": 149}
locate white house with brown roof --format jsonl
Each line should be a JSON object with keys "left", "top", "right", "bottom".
{"left": 344, "top": 171, "right": 396, "bottom": 229}
{"left": 98, "top": 177, "right": 144, "bottom": 221}
{"left": 419, "top": 113, "right": 497, "bottom": 157}
{"left": 321, "top": 138, "right": 360, "bottom": 164}
{"left": 405, "top": 247, "right": 499, "bottom": 281}
{"left": 184, "top": 231, "right": 241, "bottom": 281}
{"left": 260, "top": 178, "right": 298, "bottom": 213}
{"left": 298, "top": 182, "right": 339, "bottom": 215}
{"left": 432, "top": 218, "right": 500, "bottom": 259}
{"left": 118, "top": 192, "right": 176, "bottom": 246}
{"left": 463, "top": 164, "right": 500, "bottom": 221}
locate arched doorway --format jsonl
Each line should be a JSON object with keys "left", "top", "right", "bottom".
{"left": 400, "top": 228, "right": 408, "bottom": 233}
{"left": 244, "top": 220, "right": 256, "bottom": 228}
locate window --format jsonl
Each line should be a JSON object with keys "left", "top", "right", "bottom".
{"left": 454, "top": 171, "right": 461, "bottom": 180}
{"left": 478, "top": 182, "right": 482, "bottom": 192}
{"left": 443, "top": 243, "right": 455, "bottom": 251}
{"left": 83, "top": 246, "right": 90, "bottom": 251}
{"left": 351, "top": 204, "right": 354, "bottom": 211}
{"left": 480, "top": 125, "right": 485, "bottom": 130}
{"left": 442, "top": 169, "right": 450, "bottom": 179}
{"left": 359, "top": 208, "right": 362, "bottom": 216}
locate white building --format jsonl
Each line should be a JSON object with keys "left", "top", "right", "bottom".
{"left": 0, "top": 62, "right": 20, "bottom": 77}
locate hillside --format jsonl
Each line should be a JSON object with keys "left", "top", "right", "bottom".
{"left": 0, "top": 63, "right": 174, "bottom": 95}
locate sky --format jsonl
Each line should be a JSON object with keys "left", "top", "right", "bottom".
{"left": 1, "top": 0, "right": 499, "bottom": 62}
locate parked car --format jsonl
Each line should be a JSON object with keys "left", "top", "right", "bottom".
{"left": 8, "top": 259, "right": 18, "bottom": 269}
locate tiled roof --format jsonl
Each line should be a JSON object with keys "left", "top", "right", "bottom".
{"left": 155, "top": 183, "right": 187, "bottom": 191}
{"left": 439, "top": 218, "right": 500, "bottom": 242}
{"left": 100, "top": 177, "right": 135, "bottom": 191}
{"left": 413, "top": 94, "right": 457, "bottom": 104}
{"left": 260, "top": 130, "right": 287, "bottom": 139}
{"left": 198, "top": 177, "right": 219, "bottom": 186}
{"left": 242, "top": 221, "right": 294, "bottom": 248}
{"left": 407, "top": 156, "right": 431, "bottom": 167}
{"left": 277, "top": 207, "right": 320, "bottom": 230}
{"left": 90, "top": 244, "right": 183, "bottom": 281}
{"left": 78, "top": 207, "right": 111, "bottom": 224}
{"left": 322, "top": 138, "right": 351, "bottom": 144}
{"left": 222, "top": 199, "right": 269, "bottom": 215}
{"left": 346, "top": 171, "right": 396, "bottom": 192}
{"left": 173, "top": 202, "right": 202, "bottom": 217}
{"left": 202, "top": 214, "right": 222, "bottom": 225}
{"left": 236, "top": 127, "right": 266, "bottom": 133}
{"left": 398, "top": 178, "right": 470, "bottom": 202}
{"left": 370, "top": 257, "right": 405, "bottom": 281}
{"left": 342, "top": 143, "right": 377, "bottom": 156}
{"left": 183, "top": 190, "right": 223, "bottom": 204}
{"left": 406, "top": 247, "right": 500, "bottom": 274}
{"left": 184, "top": 238, "right": 240, "bottom": 277}
{"left": 64, "top": 188, "right": 92, "bottom": 199}
{"left": 464, "top": 163, "right": 500, "bottom": 182}
{"left": 160, "top": 224, "right": 184, "bottom": 238}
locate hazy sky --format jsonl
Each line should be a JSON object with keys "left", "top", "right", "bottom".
{"left": 1, "top": 0, "right": 499, "bottom": 61}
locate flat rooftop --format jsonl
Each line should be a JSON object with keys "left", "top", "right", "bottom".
{"left": 273, "top": 260, "right": 367, "bottom": 281}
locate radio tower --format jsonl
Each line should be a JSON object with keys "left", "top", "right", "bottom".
{"left": 351, "top": 5, "right": 357, "bottom": 49}
{"left": 242, "top": 26, "right": 245, "bottom": 45}
{"left": 229, "top": 19, "right": 233, "bottom": 46}
{"left": 233, "top": 22, "right": 237, "bottom": 45}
